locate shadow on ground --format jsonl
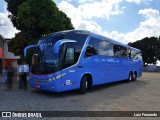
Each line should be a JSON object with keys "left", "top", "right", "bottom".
{"left": 30, "top": 79, "right": 148, "bottom": 98}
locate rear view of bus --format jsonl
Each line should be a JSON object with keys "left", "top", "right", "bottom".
{"left": 24, "top": 30, "right": 143, "bottom": 93}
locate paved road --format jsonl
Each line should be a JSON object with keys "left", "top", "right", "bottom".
{"left": 0, "top": 72, "right": 160, "bottom": 119}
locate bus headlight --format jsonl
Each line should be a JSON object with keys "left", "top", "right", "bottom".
{"left": 48, "top": 77, "right": 56, "bottom": 81}
{"left": 52, "top": 77, "right": 56, "bottom": 80}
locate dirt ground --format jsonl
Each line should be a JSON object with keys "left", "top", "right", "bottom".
{"left": 0, "top": 72, "right": 160, "bottom": 119}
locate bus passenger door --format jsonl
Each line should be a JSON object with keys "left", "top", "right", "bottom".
{"left": 60, "top": 48, "right": 77, "bottom": 91}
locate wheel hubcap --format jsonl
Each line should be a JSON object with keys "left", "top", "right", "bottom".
{"left": 130, "top": 75, "right": 132, "bottom": 81}
{"left": 86, "top": 81, "right": 88, "bottom": 89}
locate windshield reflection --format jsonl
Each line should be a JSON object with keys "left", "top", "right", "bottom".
{"left": 31, "top": 39, "right": 61, "bottom": 74}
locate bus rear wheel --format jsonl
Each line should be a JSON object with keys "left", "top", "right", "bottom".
{"left": 79, "top": 76, "right": 87, "bottom": 94}
{"left": 128, "top": 72, "right": 133, "bottom": 82}
{"left": 133, "top": 72, "right": 137, "bottom": 81}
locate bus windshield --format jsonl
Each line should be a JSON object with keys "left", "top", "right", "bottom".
{"left": 31, "top": 38, "right": 61, "bottom": 74}
{"left": 31, "top": 31, "right": 89, "bottom": 74}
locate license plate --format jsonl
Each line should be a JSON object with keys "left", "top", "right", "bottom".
{"left": 35, "top": 84, "right": 40, "bottom": 88}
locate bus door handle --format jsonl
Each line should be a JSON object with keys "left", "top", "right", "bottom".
{"left": 78, "top": 66, "right": 83, "bottom": 68}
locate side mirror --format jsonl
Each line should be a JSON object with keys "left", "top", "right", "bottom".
{"left": 54, "top": 39, "right": 77, "bottom": 54}
{"left": 24, "top": 44, "right": 36, "bottom": 57}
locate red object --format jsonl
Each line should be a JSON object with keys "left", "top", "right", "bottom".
{"left": 35, "top": 84, "right": 40, "bottom": 88}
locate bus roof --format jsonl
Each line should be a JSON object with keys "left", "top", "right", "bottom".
{"left": 41, "top": 30, "right": 141, "bottom": 52}
{"left": 41, "top": 30, "right": 90, "bottom": 39}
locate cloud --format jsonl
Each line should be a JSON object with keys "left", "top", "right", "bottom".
{"left": 125, "top": 0, "right": 141, "bottom": 4}
{"left": 58, "top": 1, "right": 159, "bottom": 44}
{"left": 58, "top": 0, "right": 124, "bottom": 20}
{"left": 58, "top": 0, "right": 124, "bottom": 35}
{"left": 139, "top": 8, "right": 159, "bottom": 18}
{"left": 136, "top": 9, "right": 160, "bottom": 38}
{"left": 58, "top": 1, "right": 82, "bottom": 29}
{"left": 79, "top": 0, "right": 124, "bottom": 19}
{"left": 125, "top": 0, "right": 153, "bottom": 4}
{"left": 78, "top": 0, "right": 100, "bottom": 4}
{"left": 78, "top": 20, "right": 102, "bottom": 33}
{"left": 0, "top": 0, "right": 154, "bottom": 40}
{"left": 0, "top": 11, "right": 19, "bottom": 38}
{"left": 65, "top": 0, "right": 73, "bottom": 2}
{"left": 104, "top": 8, "right": 160, "bottom": 43}
{"left": 77, "top": 0, "right": 152, "bottom": 4}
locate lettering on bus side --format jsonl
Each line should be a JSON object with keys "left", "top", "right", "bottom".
{"left": 69, "top": 70, "right": 75, "bottom": 73}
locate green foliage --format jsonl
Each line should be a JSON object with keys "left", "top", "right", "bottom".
{"left": 6, "top": 0, "right": 74, "bottom": 64}
{"left": 5, "top": 0, "right": 27, "bottom": 30}
{"left": 8, "top": 32, "right": 28, "bottom": 57}
{"left": 129, "top": 37, "right": 160, "bottom": 66}
{"left": 17, "top": 0, "right": 73, "bottom": 38}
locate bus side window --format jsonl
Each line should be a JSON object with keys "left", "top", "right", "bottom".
{"left": 85, "top": 37, "right": 114, "bottom": 57}
{"left": 131, "top": 50, "right": 142, "bottom": 61}
{"left": 123, "top": 47, "right": 131, "bottom": 59}
{"left": 113, "top": 45, "right": 130, "bottom": 58}
{"left": 114, "top": 45, "right": 124, "bottom": 58}
{"left": 98, "top": 40, "right": 114, "bottom": 56}
{"left": 127, "top": 48, "right": 131, "bottom": 59}
{"left": 85, "top": 45, "right": 98, "bottom": 57}
{"left": 136, "top": 53, "right": 142, "bottom": 61}
{"left": 85, "top": 37, "right": 100, "bottom": 57}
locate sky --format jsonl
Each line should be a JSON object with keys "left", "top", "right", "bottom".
{"left": 0, "top": 0, "right": 160, "bottom": 44}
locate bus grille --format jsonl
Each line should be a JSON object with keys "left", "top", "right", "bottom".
{"left": 30, "top": 78, "right": 50, "bottom": 83}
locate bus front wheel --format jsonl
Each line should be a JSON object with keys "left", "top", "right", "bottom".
{"left": 79, "top": 76, "right": 87, "bottom": 94}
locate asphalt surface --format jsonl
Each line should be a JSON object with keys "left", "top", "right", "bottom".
{"left": 0, "top": 72, "right": 160, "bottom": 119}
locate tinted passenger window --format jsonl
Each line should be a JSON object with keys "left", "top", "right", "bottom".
{"left": 114, "top": 45, "right": 124, "bottom": 57}
{"left": 131, "top": 50, "right": 142, "bottom": 60}
{"left": 85, "top": 45, "right": 98, "bottom": 57}
{"left": 98, "top": 40, "right": 114, "bottom": 56}
{"left": 85, "top": 37, "right": 114, "bottom": 57}
{"left": 114, "top": 45, "right": 129, "bottom": 58}
{"left": 127, "top": 48, "right": 131, "bottom": 59}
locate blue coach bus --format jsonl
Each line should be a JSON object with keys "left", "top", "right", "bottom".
{"left": 24, "top": 30, "right": 143, "bottom": 93}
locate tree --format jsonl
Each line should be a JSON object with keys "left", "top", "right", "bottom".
{"left": 5, "top": 0, "right": 74, "bottom": 63}
{"left": 5, "top": 0, "right": 27, "bottom": 30}
{"left": 129, "top": 37, "right": 160, "bottom": 66}
{"left": 17, "top": 0, "right": 74, "bottom": 38}
{"left": 8, "top": 32, "right": 37, "bottom": 64}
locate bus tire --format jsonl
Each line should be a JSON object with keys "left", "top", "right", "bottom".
{"left": 133, "top": 72, "right": 137, "bottom": 81}
{"left": 86, "top": 74, "right": 92, "bottom": 90}
{"left": 79, "top": 76, "right": 87, "bottom": 94}
{"left": 128, "top": 72, "right": 133, "bottom": 82}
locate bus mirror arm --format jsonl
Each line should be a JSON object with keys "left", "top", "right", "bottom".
{"left": 24, "top": 44, "right": 37, "bottom": 57}
{"left": 54, "top": 39, "right": 77, "bottom": 54}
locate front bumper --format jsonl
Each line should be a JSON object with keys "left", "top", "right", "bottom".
{"left": 29, "top": 79, "right": 61, "bottom": 92}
